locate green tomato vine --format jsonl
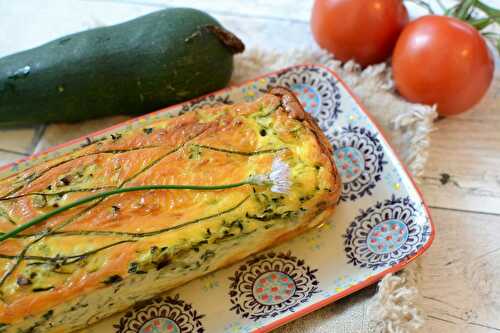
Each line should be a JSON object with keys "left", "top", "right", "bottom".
{"left": 406, "top": 0, "right": 500, "bottom": 53}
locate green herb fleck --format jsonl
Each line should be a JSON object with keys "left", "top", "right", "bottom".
{"left": 42, "top": 310, "right": 54, "bottom": 320}
{"left": 32, "top": 286, "right": 54, "bottom": 292}
{"left": 103, "top": 275, "right": 122, "bottom": 285}
{"left": 200, "top": 250, "right": 215, "bottom": 261}
{"left": 188, "top": 145, "right": 202, "bottom": 160}
{"left": 110, "top": 133, "right": 122, "bottom": 141}
{"left": 32, "top": 195, "right": 47, "bottom": 208}
{"left": 154, "top": 256, "right": 171, "bottom": 270}
{"left": 59, "top": 175, "right": 71, "bottom": 186}
{"left": 128, "top": 262, "right": 146, "bottom": 274}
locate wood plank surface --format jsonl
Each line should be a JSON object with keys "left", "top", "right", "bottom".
{"left": 422, "top": 208, "right": 500, "bottom": 332}
{"left": 0, "top": 0, "right": 315, "bottom": 58}
{"left": 86, "top": 0, "right": 315, "bottom": 22}
{"left": 421, "top": 79, "right": 500, "bottom": 215}
{"left": 0, "top": 1, "right": 499, "bottom": 332}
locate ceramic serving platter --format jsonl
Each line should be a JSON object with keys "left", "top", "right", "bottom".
{"left": 0, "top": 65, "right": 434, "bottom": 333}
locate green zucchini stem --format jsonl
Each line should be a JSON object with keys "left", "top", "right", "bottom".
{"left": 204, "top": 25, "right": 245, "bottom": 54}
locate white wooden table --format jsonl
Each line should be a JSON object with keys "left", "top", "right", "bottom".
{"left": 0, "top": 1, "right": 499, "bottom": 332}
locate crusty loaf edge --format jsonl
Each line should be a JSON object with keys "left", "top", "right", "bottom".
{"left": 2, "top": 88, "right": 342, "bottom": 333}
{"left": 269, "top": 87, "right": 333, "bottom": 158}
{"left": 269, "top": 86, "right": 340, "bottom": 192}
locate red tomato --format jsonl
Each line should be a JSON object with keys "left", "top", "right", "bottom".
{"left": 392, "top": 15, "right": 494, "bottom": 116}
{"left": 311, "top": 0, "right": 409, "bottom": 66}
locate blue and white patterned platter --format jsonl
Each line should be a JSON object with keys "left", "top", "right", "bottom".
{"left": 0, "top": 65, "right": 434, "bottom": 333}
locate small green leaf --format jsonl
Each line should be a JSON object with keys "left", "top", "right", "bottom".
{"left": 475, "top": 0, "right": 500, "bottom": 17}
{"left": 456, "top": 0, "right": 477, "bottom": 20}
{"left": 102, "top": 274, "right": 122, "bottom": 285}
{"left": 469, "top": 17, "right": 494, "bottom": 30}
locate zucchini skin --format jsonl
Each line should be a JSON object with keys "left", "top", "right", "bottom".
{"left": 0, "top": 8, "right": 244, "bottom": 126}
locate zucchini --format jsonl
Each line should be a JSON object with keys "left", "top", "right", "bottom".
{"left": 0, "top": 8, "right": 244, "bottom": 126}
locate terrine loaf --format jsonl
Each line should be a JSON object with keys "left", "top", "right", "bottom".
{"left": 0, "top": 87, "right": 341, "bottom": 332}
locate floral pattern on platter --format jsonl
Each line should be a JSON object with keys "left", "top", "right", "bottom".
{"left": 139, "top": 318, "right": 179, "bottom": 333}
{"left": 228, "top": 252, "right": 319, "bottom": 321}
{"left": 367, "top": 219, "right": 409, "bottom": 254}
{"left": 241, "top": 82, "right": 266, "bottom": 102}
{"left": 289, "top": 84, "right": 321, "bottom": 115}
{"left": 268, "top": 66, "right": 342, "bottom": 131}
{"left": 343, "top": 195, "right": 432, "bottom": 270}
{"left": 329, "top": 125, "right": 387, "bottom": 201}
{"left": 252, "top": 271, "right": 296, "bottom": 306}
{"left": 114, "top": 295, "right": 204, "bottom": 333}
{"left": 180, "top": 94, "right": 233, "bottom": 114}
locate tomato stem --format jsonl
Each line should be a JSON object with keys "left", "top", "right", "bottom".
{"left": 455, "top": 0, "right": 476, "bottom": 20}
{"left": 468, "top": 17, "right": 495, "bottom": 30}
{"left": 475, "top": 1, "right": 500, "bottom": 18}
{"left": 408, "top": 0, "right": 499, "bottom": 54}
